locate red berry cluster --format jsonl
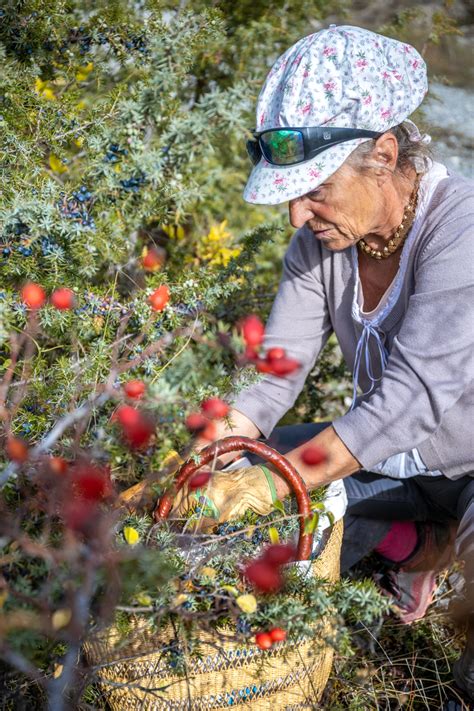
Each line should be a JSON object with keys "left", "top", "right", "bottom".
{"left": 21, "top": 283, "right": 75, "bottom": 310}
{"left": 185, "top": 396, "right": 229, "bottom": 441}
{"left": 240, "top": 315, "right": 300, "bottom": 377}
{"left": 255, "top": 627, "right": 287, "bottom": 650}
{"left": 243, "top": 543, "right": 296, "bottom": 593}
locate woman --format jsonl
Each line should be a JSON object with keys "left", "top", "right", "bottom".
{"left": 175, "top": 25, "right": 474, "bottom": 705}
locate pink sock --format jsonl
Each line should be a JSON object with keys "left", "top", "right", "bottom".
{"left": 375, "top": 520, "right": 418, "bottom": 562}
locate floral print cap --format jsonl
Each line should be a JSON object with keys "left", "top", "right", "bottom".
{"left": 244, "top": 25, "right": 428, "bottom": 205}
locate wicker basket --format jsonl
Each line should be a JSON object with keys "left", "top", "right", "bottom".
{"left": 86, "top": 437, "right": 343, "bottom": 710}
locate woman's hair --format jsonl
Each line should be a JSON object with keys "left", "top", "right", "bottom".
{"left": 347, "top": 121, "right": 432, "bottom": 176}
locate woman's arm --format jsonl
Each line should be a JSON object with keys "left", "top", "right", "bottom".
{"left": 270, "top": 425, "right": 361, "bottom": 500}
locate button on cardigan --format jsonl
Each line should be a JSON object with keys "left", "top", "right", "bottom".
{"left": 233, "top": 174, "right": 474, "bottom": 480}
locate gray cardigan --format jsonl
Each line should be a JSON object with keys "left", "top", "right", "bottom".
{"left": 233, "top": 175, "right": 474, "bottom": 480}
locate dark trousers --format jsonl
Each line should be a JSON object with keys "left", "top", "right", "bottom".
{"left": 246, "top": 421, "right": 474, "bottom": 697}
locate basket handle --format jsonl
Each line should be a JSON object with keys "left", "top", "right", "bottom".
{"left": 154, "top": 436, "right": 314, "bottom": 561}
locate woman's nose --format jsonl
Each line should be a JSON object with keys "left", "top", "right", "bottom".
{"left": 288, "top": 197, "right": 315, "bottom": 228}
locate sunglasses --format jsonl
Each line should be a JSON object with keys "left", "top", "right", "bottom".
{"left": 246, "top": 126, "right": 382, "bottom": 166}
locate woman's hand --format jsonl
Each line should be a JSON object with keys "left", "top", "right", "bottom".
{"left": 169, "top": 465, "right": 277, "bottom": 532}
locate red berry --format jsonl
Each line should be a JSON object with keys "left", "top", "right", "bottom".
{"left": 114, "top": 406, "right": 154, "bottom": 449}
{"left": 51, "top": 288, "right": 75, "bottom": 310}
{"left": 124, "top": 417, "right": 154, "bottom": 449}
{"left": 269, "top": 357, "right": 300, "bottom": 376}
{"left": 149, "top": 285, "right": 170, "bottom": 311}
{"left": 48, "top": 456, "right": 68, "bottom": 475}
{"left": 21, "top": 283, "right": 46, "bottom": 309}
{"left": 266, "top": 347, "right": 285, "bottom": 361}
{"left": 201, "top": 420, "right": 217, "bottom": 441}
{"left": 185, "top": 412, "right": 210, "bottom": 433}
{"left": 124, "top": 380, "right": 146, "bottom": 399}
{"left": 6, "top": 437, "right": 29, "bottom": 463}
{"left": 255, "top": 359, "right": 274, "bottom": 374}
{"left": 262, "top": 543, "right": 296, "bottom": 567}
{"left": 255, "top": 632, "right": 273, "bottom": 650}
{"left": 142, "top": 246, "right": 165, "bottom": 272}
{"left": 301, "top": 445, "right": 327, "bottom": 466}
{"left": 241, "top": 315, "right": 265, "bottom": 347}
{"left": 63, "top": 499, "right": 97, "bottom": 533}
{"left": 244, "top": 345, "right": 259, "bottom": 361}
{"left": 72, "top": 463, "right": 113, "bottom": 501}
{"left": 269, "top": 627, "right": 286, "bottom": 643}
{"left": 188, "top": 470, "right": 212, "bottom": 490}
{"left": 201, "top": 397, "right": 229, "bottom": 419}
{"left": 114, "top": 405, "right": 141, "bottom": 427}
{"left": 244, "top": 559, "right": 283, "bottom": 593}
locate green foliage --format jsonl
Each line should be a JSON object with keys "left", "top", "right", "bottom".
{"left": 0, "top": 0, "right": 464, "bottom": 707}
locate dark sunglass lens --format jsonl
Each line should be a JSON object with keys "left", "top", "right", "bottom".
{"left": 246, "top": 139, "right": 262, "bottom": 166}
{"left": 260, "top": 130, "right": 304, "bottom": 165}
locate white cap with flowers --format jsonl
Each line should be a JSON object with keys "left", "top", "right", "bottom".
{"left": 244, "top": 25, "right": 428, "bottom": 205}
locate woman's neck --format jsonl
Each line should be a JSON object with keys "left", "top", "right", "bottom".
{"left": 362, "top": 168, "right": 418, "bottom": 253}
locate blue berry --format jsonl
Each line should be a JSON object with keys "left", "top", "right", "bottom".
{"left": 13, "top": 222, "right": 29, "bottom": 236}
{"left": 236, "top": 617, "right": 251, "bottom": 634}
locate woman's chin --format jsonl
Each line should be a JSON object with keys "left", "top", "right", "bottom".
{"left": 313, "top": 229, "right": 354, "bottom": 251}
{"left": 319, "top": 237, "right": 354, "bottom": 252}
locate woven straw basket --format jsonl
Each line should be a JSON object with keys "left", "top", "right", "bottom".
{"left": 86, "top": 437, "right": 343, "bottom": 710}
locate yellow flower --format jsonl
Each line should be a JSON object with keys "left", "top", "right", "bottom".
{"left": 207, "top": 220, "right": 231, "bottom": 244}
{"left": 35, "top": 77, "right": 56, "bottom": 101}
{"left": 49, "top": 154, "right": 68, "bottom": 174}
{"left": 200, "top": 566, "right": 217, "bottom": 579}
{"left": 74, "top": 136, "right": 84, "bottom": 147}
{"left": 42, "top": 88, "right": 56, "bottom": 100}
{"left": 161, "top": 224, "right": 185, "bottom": 240}
{"left": 35, "top": 77, "right": 46, "bottom": 92}
{"left": 123, "top": 526, "right": 140, "bottom": 545}
{"left": 76, "top": 62, "right": 94, "bottom": 82}
{"left": 198, "top": 220, "right": 241, "bottom": 266}
{"left": 236, "top": 594, "right": 258, "bottom": 614}
{"left": 76, "top": 100, "right": 87, "bottom": 112}
{"left": 210, "top": 246, "right": 241, "bottom": 267}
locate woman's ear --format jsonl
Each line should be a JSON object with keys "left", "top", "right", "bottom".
{"left": 374, "top": 132, "right": 399, "bottom": 172}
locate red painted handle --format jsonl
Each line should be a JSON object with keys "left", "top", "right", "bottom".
{"left": 153, "top": 436, "right": 314, "bottom": 561}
